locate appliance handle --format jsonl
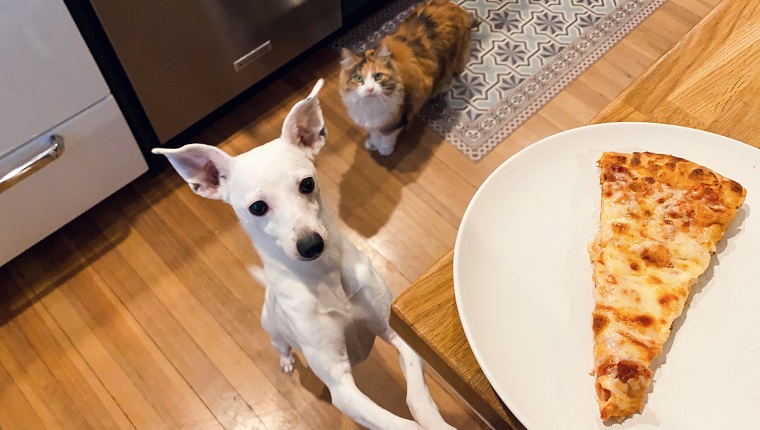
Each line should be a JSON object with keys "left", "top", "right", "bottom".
{"left": 0, "top": 134, "right": 65, "bottom": 193}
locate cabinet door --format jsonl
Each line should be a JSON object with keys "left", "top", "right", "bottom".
{"left": 0, "top": 0, "right": 110, "bottom": 157}
{"left": 0, "top": 96, "right": 147, "bottom": 267}
{"left": 90, "top": 0, "right": 342, "bottom": 143}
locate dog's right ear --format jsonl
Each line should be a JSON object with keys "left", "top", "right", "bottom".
{"left": 152, "top": 144, "right": 233, "bottom": 201}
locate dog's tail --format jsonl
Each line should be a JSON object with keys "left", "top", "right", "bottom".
{"left": 247, "top": 265, "right": 267, "bottom": 288}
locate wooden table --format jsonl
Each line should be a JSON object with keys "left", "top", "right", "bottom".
{"left": 390, "top": 1, "right": 760, "bottom": 428}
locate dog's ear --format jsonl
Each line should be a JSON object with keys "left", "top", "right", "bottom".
{"left": 152, "top": 143, "right": 233, "bottom": 201}
{"left": 281, "top": 78, "right": 326, "bottom": 159}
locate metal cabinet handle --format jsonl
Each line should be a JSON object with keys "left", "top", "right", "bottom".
{"left": 0, "top": 134, "right": 65, "bottom": 194}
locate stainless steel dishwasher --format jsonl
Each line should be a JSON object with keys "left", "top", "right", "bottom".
{"left": 88, "top": 0, "right": 342, "bottom": 144}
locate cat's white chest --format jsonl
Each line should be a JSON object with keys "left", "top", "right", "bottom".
{"left": 344, "top": 96, "right": 398, "bottom": 131}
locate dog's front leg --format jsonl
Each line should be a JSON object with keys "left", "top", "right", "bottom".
{"left": 341, "top": 251, "right": 456, "bottom": 429}
{"left": 261, "top": 305, "right": 295, "bottom": 373}
{"left": 301, "top": 344, "right": 422, "bottom": 430}
{"left": 381, "top": 329, "right": 457, "bottom": 430}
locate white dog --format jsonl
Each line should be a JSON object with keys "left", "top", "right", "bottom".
{"left": 152, "top": 80, "right": 456, "bottom": 430}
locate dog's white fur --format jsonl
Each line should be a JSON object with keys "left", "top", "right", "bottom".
{"left": 152, "top": 80, "right": 455, "bottom": 430}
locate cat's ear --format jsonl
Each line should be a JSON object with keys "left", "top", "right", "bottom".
{"left": 376, "top": 44, "right": 392, "bottom": 59}
{"left": 281, "top": 79, "right": 326, "bottom": 158}
{"left": 340, "top": 48, "right": 360, "bottom": 67}
{"left": 152, "top": 144, "right": 233, "bottom": 201}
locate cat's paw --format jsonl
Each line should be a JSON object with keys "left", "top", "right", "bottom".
{"left": 377, "top": 142, "right": 395, "bottom": 156}
{"left": 280, "top": 354, "right": 295, "bottom": 374}
{"left": 365, "top": 137, "right": 379, "bottom": 151}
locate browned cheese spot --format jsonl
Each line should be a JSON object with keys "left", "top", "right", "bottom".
{"left": 598, "top": 360, "right": 651, "bottom": 383}
{"left": 644, "top": 177, "right": 655, "bottom": 184}
{"left": 689, "top": 168, "right": 704, "bottom": 179}
{"left": 612, "top": 222, "right": 628, "bottom": 233}
{"left": 593, "top": 313, "right": 609, "bottom": 335}
{"left": 658, "top": 293, "right": 679, "bottom": 306}
{"left": 633, "top": 315, "right": 654, "bottom": 327}
{"left": 610, "top": 163, "right": 629, "bottom": 176}
{"left": 641, "top": 244, "right": 670, "bottom": 268}
{"left": 730, "top": 180, "right": 744, "bottom": 194}
{"left": 630, "top": 262, "right": 640, "bottom": 271}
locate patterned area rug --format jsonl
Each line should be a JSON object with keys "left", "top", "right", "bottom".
{"left": 333, "top": 0, "right": 664, "bottom": 161}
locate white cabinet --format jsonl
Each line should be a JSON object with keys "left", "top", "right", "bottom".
{"left": 0, "top": 0, "right": 110, "bottom": 156}
{"left": 0, "top": 0, "right": 148, "bottom": 266}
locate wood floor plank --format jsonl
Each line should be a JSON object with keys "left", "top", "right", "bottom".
{"left": 7, "top": 276, "right": 134, "bottom": 430}
{"left": 0, "top": 358, "right": 48, "bottom": 430}
{"left": 63, "top": 209, "right": 270, "bottom": 430}
{"left": 40, "top": 285, "right": 171, "bottom": 430}
{"left": 0, "top": 316, "right": 91, "bottom": 429}
{"left": 14, "top": 234, "right": 224, "bottom": 430}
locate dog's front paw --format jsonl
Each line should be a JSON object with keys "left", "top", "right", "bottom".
{"left": 280, "top": 354, "right": 295, "bottom": 374}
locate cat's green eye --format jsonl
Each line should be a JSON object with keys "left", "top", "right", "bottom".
{"left": 373, "top": 73, "right": 384, "bottom": 81}
{"left": 353, "top": 75, "right": 364, "bottom": 83}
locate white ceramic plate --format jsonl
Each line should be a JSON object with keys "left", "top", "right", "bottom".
{"left": 454, "top": 123, "right": 760, "bottom": 430}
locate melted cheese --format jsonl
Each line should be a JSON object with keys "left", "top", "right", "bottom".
{"left": 589, "top": 152, "right": 746, "bottom": 422}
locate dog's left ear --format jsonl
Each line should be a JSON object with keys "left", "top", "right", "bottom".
{"left": 281, "top": 78, "right": 326, "bottom": 159}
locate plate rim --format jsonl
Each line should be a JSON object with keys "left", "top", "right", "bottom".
{"left": 452, "top": 121, "right": 759, "bottom": 429}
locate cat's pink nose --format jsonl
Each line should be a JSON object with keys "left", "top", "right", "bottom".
{"left": 367, "top": 87, "right": 374, "bottom": 93}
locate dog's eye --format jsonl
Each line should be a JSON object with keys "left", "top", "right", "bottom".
{"left": 248, "top": 200, "right": 268, "bottom": 216}
{"left": 299, "top": 177, "right": 315, "bottom": 194}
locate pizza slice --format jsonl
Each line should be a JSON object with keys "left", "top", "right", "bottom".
{"left": 589, "top": 152, "right": 746, "bottom": 421}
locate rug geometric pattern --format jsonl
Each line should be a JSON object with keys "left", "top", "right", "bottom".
{"left": 333, "top": 0, "right": 665, "bottom": 161}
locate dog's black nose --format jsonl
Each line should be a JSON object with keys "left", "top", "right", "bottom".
{"left": 296, "top": 232, "right": 324, "bottom": 260}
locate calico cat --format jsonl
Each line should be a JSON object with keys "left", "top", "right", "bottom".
{"left": 340, "top": 0, "right": 472, "bottom": 156}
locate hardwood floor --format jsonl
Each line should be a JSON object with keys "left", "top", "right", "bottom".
{"left": 0, "top": 1, "right": 718, "bottom": 428}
